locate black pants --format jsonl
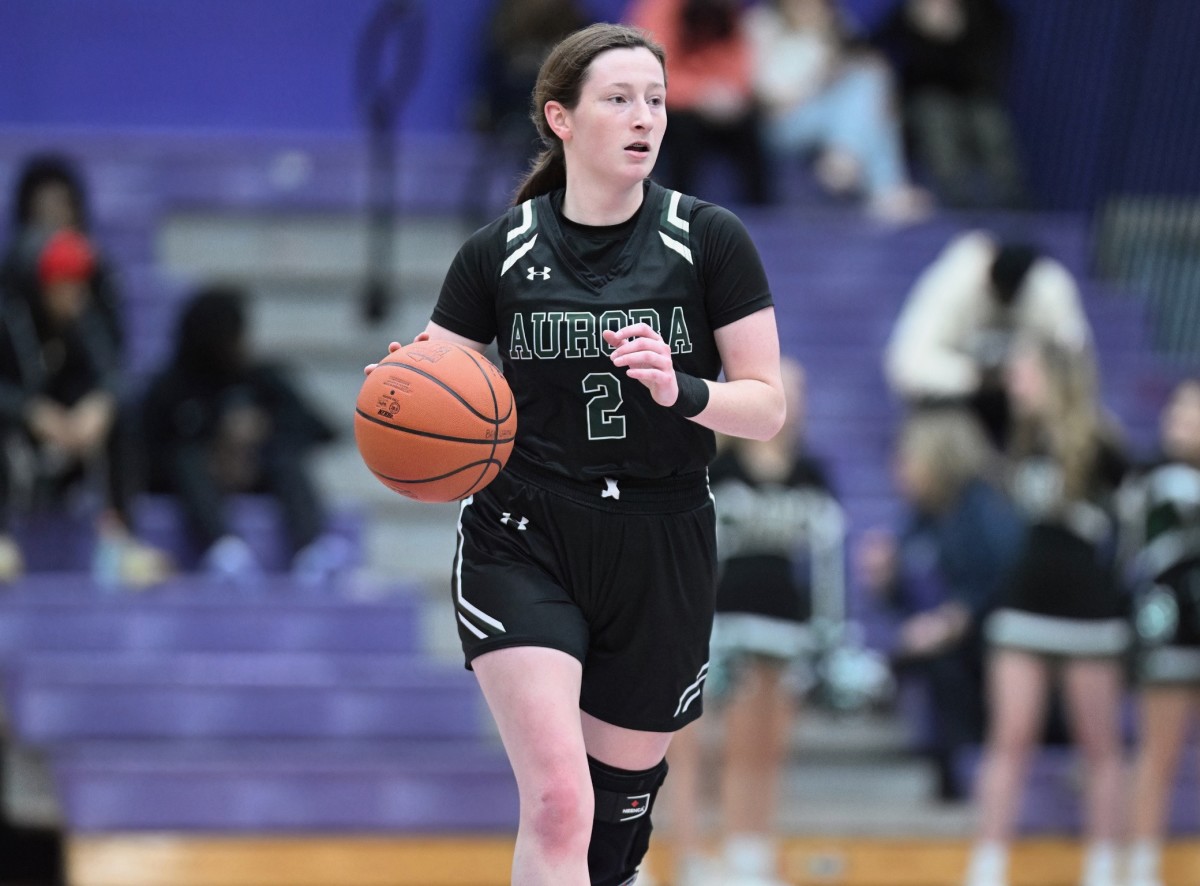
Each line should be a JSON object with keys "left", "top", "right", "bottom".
{"left": 149, "top": 438, "right": 326, "bottom": 557}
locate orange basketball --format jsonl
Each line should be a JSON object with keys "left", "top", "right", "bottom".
{"left": 355, "top": 341, "right": 517, "bottom": 503}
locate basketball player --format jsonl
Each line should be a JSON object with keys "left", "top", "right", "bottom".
{"left": 368, "top": 22, "right": 785, "bottom": 886}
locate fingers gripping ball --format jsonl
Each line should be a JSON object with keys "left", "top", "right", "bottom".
{"left": 355, "top": 341, "right": 517, "bottom": 502}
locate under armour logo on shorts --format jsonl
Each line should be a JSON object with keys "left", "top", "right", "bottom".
{"left": 500, "top": 513, "right": 529, "bottom": 530}
{"left": 526, "top": 266, "right": 551, "bottom": 281}
{"left": 601, "top": 478, "right": 620, "bottom": 500}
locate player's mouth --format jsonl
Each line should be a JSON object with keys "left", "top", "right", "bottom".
{"left": 625, "top": 141, "right": 651, "bottom": 156}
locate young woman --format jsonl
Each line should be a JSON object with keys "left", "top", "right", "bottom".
{"left": 367, "top": 23, "right": 785, "bottom": 886}
{"left": 966, "top": 336, "right": 1129, "bottom": 886}
{"left": 1122, "top": 378, "right": 1200, "bottom": 886}
{"left": 861, "top": 408, "right": 1024, "bottom": 803}
{"left": 665, "top": 358, "right": 837, "bottom": 886}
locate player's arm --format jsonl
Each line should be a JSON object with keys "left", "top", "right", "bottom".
{"left": 603, "top": 306, "right": 785, "bottom": 441}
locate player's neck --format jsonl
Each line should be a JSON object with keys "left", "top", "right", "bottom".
{"left": 561, "top": 178, "right": 644, "bottom": 227}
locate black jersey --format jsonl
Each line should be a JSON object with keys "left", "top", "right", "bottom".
{"left": 431, "top": 180, "right": 773, "bottom": 482}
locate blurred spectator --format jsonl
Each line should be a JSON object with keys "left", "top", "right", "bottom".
{"left": 626, "top": 0, "right": 772, "bottom": 206}
{"left": 1120, "top": 378, "right": 1200, "bottom": 886}
{"left": 858, "top": 409, "right": 1024, "bottom": 801}
{"left": 462, "top": 0, "right": 592, "bottom": 219}
{"left": 665, "top": 359, "right": 840, "bottom": 886}
{"left": 0, "top": 228, "right": 167, "bottom": 585}
{"left": 883, "top": 229, "right": 1091, "bottom": 447}
{"left": 745, "top": 0, "right": 931, "bottom": 223}
{"left": 966, "top": 335, "right": 1129, "bottom": 886}
{"left": 871, "top": 0, "right": 1027, "bottom": 210}
{"left": 1, "top": 153, "right": 122, "bottom": 368}
{"left": 0, "top": 152, "right": 167, "bottom": 586}
{"left": 139, "top": 285, "right": 347, "bottom": 584}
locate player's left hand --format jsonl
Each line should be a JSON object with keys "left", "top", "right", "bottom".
{"left": 604, "top": 323, "right": 678, "bottom": 408}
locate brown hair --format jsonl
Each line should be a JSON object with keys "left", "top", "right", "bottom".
{"left": 513, "top": 23, "right": 666, "bottom": 205}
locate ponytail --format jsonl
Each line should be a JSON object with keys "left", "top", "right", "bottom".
{"left": 513, "top": 143, "right": 566, "bottom": 205}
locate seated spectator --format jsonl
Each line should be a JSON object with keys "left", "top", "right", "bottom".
{"left": 858, "top": 408, "right": 1024, "bottom": 801}
{"left": 871, "top": 0, "right": 1028, "bottom": 209}
{"left": 745, "top": 0, "right": 931, "bottom": 222}
{"left": 0, "top": 229, "right": 167, "bottom": 583}
{"left": 139, "top": 285, "right": 347, "bottom": 583}
{"left": 627, "top": 0, "right": 772, "bottom": 206}
{"left": 0, "top": 152, "right": 167, "bottom": 585}
{"left": 883, "top": 229, "right": 1091, "bottom": 447}
{"left": 1120, "top": 377, "right": 1200, "bottom": 886}
{"left": 665, "top": 358, "right": 839, "bottom": 886}
{"left": 461, "top": 0, "right": 592, "bottom": 220}
{"left": 1, "top": 153, "right": 123, "bottom": 368}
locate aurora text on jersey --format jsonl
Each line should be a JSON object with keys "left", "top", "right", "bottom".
{"left": 507, "top": 307, "right": 695, "bottom": 360}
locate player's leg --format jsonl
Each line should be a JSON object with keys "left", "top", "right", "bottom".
{"left": 662, "top": 717, "right": 711, "bottom": 884}
{"left": 582, "top": 712, "right": 674, "bottom": 886}
{"left": 472, "top": 645, "right": 593, "bottom": 886}
{"left": 966, "top": 648, "right": 1051, "bottom": 886}
{"left": 718, "top": 656, "right": 794, "bottom": 883}
{"left": 1062, "top": 656, "right": 1126, "bottom": 886}
{"left": 1126, "top": 687, "right": 1194, "bottom": 886}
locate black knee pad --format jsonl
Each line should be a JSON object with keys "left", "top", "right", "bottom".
{"left": 586, "top": 755, "right": 669, "bottom": 886}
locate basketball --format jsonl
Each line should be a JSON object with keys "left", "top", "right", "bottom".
{"left": 355, "top": 340, "right": 517, "bottom": 503}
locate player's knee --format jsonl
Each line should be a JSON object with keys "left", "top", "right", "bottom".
{"left": 587, "top": 755, "right": 669, "bottom": 886}
{"left": 525, "top": 775, "right": 593, "bottom": 859}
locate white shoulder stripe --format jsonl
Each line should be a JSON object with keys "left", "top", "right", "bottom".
{"left": 666, "top": 190, "right": 690, "bottom": 233}
{"left": 501, "top": 233, "right": 538, "bottom": 277}
{"left": 659, "top": 231, "right": 693, "bottom": 264}
{"left": 506, "top": 200, "right": 533, "bottom": 242}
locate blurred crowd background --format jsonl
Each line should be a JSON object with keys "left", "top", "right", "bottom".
{"left": 2, "top": 2, "right": 1200, "bottom": 886}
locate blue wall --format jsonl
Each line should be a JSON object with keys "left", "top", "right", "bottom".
{"left": 1, "top": 0, "right": 1197, "bottom": 210}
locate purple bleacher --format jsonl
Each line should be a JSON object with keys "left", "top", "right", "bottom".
{"left": 50, "top": 739, "right": 518, "bottom": 833}
{"left": 11, "top": 509, "right": 98, "bottom": 572}
{"left": 0, "top": 574, "right": 422, "bottom": 655}
{"left": 131, "top": 494, "right": 365, "bottom": 572}
{"left": 3, "top": 651, "right": 483, "bottom": 742}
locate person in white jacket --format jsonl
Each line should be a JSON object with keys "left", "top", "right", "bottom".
{"left": 883, "top": 229, "right": 1092, "bottom": 445}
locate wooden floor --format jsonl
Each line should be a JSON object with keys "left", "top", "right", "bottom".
{"left": 67, "top": 834, "right": 1200, "bottom": 886}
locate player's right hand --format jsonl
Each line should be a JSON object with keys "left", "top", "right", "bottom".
{"left": 363, "top": 341, "right": 404, "bottom": 376}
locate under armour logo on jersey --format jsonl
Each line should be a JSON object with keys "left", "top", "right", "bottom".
{"left": 601, "top": 478, "right": 620, "bottom": 501}
{"left": 526, "top": 266, "right": 552, "bottom": 281}
{"left": 500, "top": 512, "right": 529, "bottom": 530}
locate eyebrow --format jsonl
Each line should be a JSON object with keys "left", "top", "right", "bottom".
{"left": 605, "top": 81, "right": 666, "bottom": 91}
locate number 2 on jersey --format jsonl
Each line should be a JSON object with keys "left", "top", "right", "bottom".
{"left": 582, "top": 372, "right": 625, "bottom": 440}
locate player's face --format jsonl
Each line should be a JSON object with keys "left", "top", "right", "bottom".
{"left": 564, "top": 47, "right": 666, "bottom": 187}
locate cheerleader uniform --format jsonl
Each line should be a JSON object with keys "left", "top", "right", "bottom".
{"left": 986, "top": 440, "right": 1131, "bottom": 657}
{"left": 1123, "top": 460, "right": 1200, "bottom": 684}
{"left": 707, "top": 446, "right": 841, "bottom": 696}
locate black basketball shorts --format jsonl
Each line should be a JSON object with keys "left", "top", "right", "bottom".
{"left": 451, "top": 456, "right": 717, "bottom": 733}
